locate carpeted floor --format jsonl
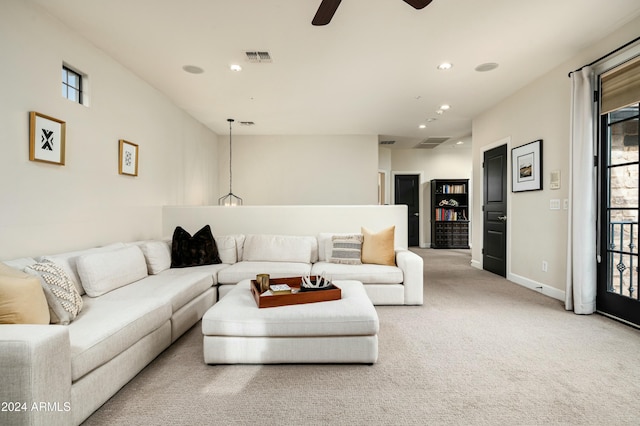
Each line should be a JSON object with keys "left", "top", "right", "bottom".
{"left": 83, "top": 248, "right": 640, "bottom": 425}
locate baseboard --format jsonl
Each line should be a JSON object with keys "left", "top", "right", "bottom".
{"left": 508, "top": 272, "right": 565, "bottom": 302}
{"left": 470, "top": 259, "right": 482, "bottom": 270}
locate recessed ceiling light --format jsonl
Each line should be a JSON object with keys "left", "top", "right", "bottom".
{"left": 475, "top": 62, "right": 499, "bottom": 72}
{"left": 440, "top": 104, "right": 451, "bottom": 110}
{"left": 436, "top": 110, "right": 444, "bottom": 115}
{"left": 182, "top": 65, "right": 204, "bottom": 74}
{"left": 230, "top": 64, "right": 242, "bottom": 72}
{"left": 437, "top": 62, "right": 452, "bottom": 70}
{"left": 456, "top": 141, "right": 464, "bottom": 145}
{"left": 419, "top": 124, "right": 427, "bottom": 129}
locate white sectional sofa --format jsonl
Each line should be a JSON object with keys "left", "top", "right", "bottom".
{"left": 0, "top": 228, "right": 423, "bottom": 425}
{"left": 0, "top": 241, "right": 222, "bottom": 426}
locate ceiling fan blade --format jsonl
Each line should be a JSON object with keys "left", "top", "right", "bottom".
{"left": 403, "top": 0, "right": 433, "bottom": 10}
{"left": 312, "top": 0, "right": 342, "bottom": 26}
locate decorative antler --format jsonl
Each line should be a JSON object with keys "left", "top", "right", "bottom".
{"left": 301, "top": 273, "right": 332, "bottom": 289}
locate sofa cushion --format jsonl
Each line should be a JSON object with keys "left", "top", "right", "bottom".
{"left": 171, "top": 225, "right": 221, "bottom": 268}
{"left": 242, "top": 234, "right": 315, "bottom": 263}
{"left": 329, "top": 234, "right": 363, "bottom": 265}
{"left": 68, "top": 293, "right": 170, "bottom": 382}
{"left": 40, "top": 242, "right": 127, "bottom": 296}
{"left": 1, "top": 257, "right": 37, "bottom": 270}
{"left": 115, "top": 268, "right": 215, "bottom": 312}
{"left": 361, "top": 226, "right": 396, "bottom": 266}
{"left": 24, "top": 261, "right": 84, "bottom": 324}
{"left": 311, "top": 261, "right": 403, "bottom": 284}
{"left": 139, "top": 241, "right": 172, "bottom": 274}
{"left": 77, "top": 246, "right": 148, "bottom": 297}
{"left": 0, "top": 263, "right": 50, "bottom": 324}
{"left": 214, "top": 235, "right": 237, "bottom": 264}
{"left": 217, "top": 261, "right": 312, "bottom": 285}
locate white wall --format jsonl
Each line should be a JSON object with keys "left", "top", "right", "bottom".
{"left": 380, "top": 146, "right": 472, "bottom": 246}
{"left": 218, "top": 135, "right": 378, "bottom": 205}
{"left": 163, "top": 205, "right": 409, "bottom": 249}
{"left": 0, "top": 1, "right": 218, "bottom": 259}
{"left": 471, "top": 15, "right": 640, "bottom": 299}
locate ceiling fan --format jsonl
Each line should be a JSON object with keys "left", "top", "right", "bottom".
{"left": 312, "top": 0, "right": 433, "bottom": 26}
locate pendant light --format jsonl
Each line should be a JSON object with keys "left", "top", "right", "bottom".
{"left": 218, "top": 118, "right": 243, "bottom": 206}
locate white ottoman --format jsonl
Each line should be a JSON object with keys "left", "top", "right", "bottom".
{"left": 202, "top": 280, "right": 379, "bottom": 364}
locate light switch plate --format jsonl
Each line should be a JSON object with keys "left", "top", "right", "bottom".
{"left": 550, "top": 199, "right": 561, "bottom": 210}
{"left": 550, "top": 170, "right": 561, "bottom": 190}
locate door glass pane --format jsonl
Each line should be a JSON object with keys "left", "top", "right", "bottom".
{"left": 609, "top": 164, "right": 639, "bottom": 210}
{"left": 605, "top": 103, "right": 640, "bottom": 300}
{"left": 608, "top": 112, "right": 638, "bottom": 166}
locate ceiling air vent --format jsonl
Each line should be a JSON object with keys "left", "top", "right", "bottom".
{"left": 245, "top": 51, "right": 272, "bottom": 63}
{"left": 379, "top": 140, "right": 395, "bottom": 145}
{"left": 415, "top": 137, "right": 450, "bottom": 149}
{"left": 239, "top": 121, "right": 255, "bottom": 126}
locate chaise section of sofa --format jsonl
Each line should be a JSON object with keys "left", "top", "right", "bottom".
{"left": 0, "top": 240, "right": 218, "bottom": 425}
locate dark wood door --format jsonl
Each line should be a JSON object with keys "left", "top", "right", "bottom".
{"left": 483, "top": 145, "right": 508, "bottom": 277}
{"left": 395, "top": 174, "right": 420, "bottom": 247}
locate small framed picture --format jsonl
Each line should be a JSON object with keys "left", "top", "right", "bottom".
{"left": 118, "top": 139, "right": 139, "bottom": 176}
{"left": 29, "top": 111, "right": 66, "bottom": 165}
{"left": 512, "top": 139, "right": 543, "bottom": 192}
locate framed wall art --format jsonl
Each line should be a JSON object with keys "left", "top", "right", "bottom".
{"left": 29, "top": 111, "right": 66, "bottom": 165}
{"left": 512, "top": 139, "right": 543, "bottom": 192}
{"left": 118, "top": 139, "right": 139, "bottom": 176}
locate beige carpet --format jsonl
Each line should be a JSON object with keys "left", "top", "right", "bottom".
{"left": 83, "top": 249, "right": 640, "bottom": 425}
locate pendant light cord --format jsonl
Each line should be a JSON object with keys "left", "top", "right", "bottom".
{"left": 228, "top": 118, "right": 234, "bottom": 193}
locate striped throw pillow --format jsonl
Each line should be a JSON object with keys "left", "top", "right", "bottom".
{"left": 330, "top": 234, "right": 363, "bottom": 265}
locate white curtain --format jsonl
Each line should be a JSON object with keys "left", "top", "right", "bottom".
{"left": 565, "top": 67, "right": 597, "bottom": 314}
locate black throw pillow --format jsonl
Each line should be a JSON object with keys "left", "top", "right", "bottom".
{"left": 170, "top": 225, "right": 221, "bottom": 268}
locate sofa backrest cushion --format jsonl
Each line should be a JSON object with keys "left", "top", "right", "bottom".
{"left": 0, "top": 262, "right": 50, "bottom": 324}
{"left": 214, "top": 235, "right": 238, "bottom": 264}
{"left": 40, "top": 242, "right": 127, "bottom": 296}
{"left": 138, "top": 241, "right": 172, "bottom": 274}
{"left": 77, "top": 246, "right": 148, "bottom": 297}
{"left": 242, "top": 235, "right": 316, "bottom": 263}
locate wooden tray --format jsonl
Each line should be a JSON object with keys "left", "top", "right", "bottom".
{"left": 250, "top": 276, "right": 341, "bottom": 308}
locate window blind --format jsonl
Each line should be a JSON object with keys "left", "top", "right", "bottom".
{"left": 601, "top": 55, "right": 640, "bottom": 114}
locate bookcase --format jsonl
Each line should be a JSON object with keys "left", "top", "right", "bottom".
{"left": 430, "top": 179, "right": 470, "bottom": 249}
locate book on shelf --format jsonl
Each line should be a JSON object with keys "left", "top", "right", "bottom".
{"left": 435, "top": 208, "right": 468, "bottom": 221}
{"left": 439, "top": 184, "right": 466, "bottom": 194}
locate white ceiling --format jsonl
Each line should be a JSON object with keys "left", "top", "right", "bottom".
{"left": 32, "top": 0, "right": 640, "bottom": 149}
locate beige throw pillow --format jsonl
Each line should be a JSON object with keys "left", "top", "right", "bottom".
{"left": 0, "top": 263, "right": 50, "bottom": 324}
{"left": 361, "top": 226, "right": 396, "bottom": 266}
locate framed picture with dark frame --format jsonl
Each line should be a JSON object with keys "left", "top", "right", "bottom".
{"left": 118, "top": 139, "right": 139, "bottom": 176}
{"left": 29, "top": 111, "right": 66, "bottom": 165}
{"left": 512, "top": 139, "right": 543, "bottom": 192}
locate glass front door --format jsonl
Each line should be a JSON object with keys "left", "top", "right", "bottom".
{"left": 598, "top": 102, "right": 640, "bottom": 325}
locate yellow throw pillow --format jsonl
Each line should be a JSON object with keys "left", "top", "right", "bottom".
{"left": 0, "top": 263, "right": 50, "bottom": 324}
{"left": 361, "top": 226, "right": 396, "bottom": 266}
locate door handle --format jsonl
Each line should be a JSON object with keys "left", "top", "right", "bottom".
{"left": 497, "top": 215, "right": 507, "bottom": 222}
{"left": 413, "top": 212, "right": 420, "bottom": 217}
